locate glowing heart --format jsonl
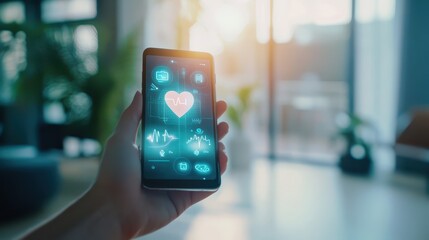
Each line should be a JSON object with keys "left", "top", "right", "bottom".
{"left": 164, "top": 91, "right": 194, "bottom": 118}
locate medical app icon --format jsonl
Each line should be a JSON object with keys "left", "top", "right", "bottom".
{"left": 152, "top": 66, "right": 172, "bottom": 85}
{"left": 195, "top": 73, "right": 204, "bottom": 84}
{"left": 191, "top": 71, "right": 207, "bottom": 87}
{"left": 174, "top": 158, "right": 191, "bottom": 174}
{"left": 156, "top": 71, "right": 168, "bottom": 82}
{"left": 195, "top": 128, "right": 204, "bottom": 134}
{"left": 159, "top": 149, "right": 165, "bottom": 157}
{"left": 194, "top": 163, "right": 211, "bottom": 174}
{"left": 164, "top": 91, "right": 194, "bottom": 118}
{"left": 179, "top": 162, "right": 188, "bottom": 171}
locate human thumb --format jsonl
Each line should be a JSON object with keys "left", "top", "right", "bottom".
{"left": 114, "top": 91, "right": 142, "bottom": 142}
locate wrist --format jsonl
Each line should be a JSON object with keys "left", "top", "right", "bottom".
{"left": 71, "top": 186, "right": 125, "bottom": 239}
{"left": 23, "top": 185, "right": 125, "bottom": 240}
{"left": 89, "top": 183, "right": 148, "bottom": 239}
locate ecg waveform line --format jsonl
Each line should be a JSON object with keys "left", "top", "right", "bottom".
{"left": 147, "top": 129, "right": 177, "bottom": 147}
{"left": 186, "top": 135, "right": 211, "bottom": 149}
{"left": 165, "top": 97, "right": 190, "bottom": 106}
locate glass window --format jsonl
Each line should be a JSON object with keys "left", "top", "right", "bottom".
{"left": 42, "top": 0, "right": 97, "bottom": 23}
{"left": 0, "top": 2, "right": 25, "bottom": 23}
{"left": 173, "top": 0, "right": 350, "bottom": 162}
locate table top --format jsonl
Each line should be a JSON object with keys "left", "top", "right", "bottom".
{"left": 144, "top": 159, "right": 429, "bottom": 240}
{"left": 1, "top": 157, "right": 428, "bottom": 240}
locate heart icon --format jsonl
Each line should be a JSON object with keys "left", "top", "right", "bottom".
{"left": 164, "top": 91, "right": 194, "bottom": 118}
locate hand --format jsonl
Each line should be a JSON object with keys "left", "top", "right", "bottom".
{"left": 94, "top": 91, "right": 229, "bottom": 238}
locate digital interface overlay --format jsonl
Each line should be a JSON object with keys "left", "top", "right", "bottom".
{"left": 143, "top": 55, "right": 216, "bottom": 180}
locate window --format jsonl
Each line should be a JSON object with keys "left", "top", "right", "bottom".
{"left": 143, "top": 0, "right": 351, "bottom": 162}
{"left": 42, "top": 0, "right": 96, "bottom": 23}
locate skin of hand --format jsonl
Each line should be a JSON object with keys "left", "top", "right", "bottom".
{"left": 22, "top": 91, "right": 229, "bottom": 240}
{"left": 92, "top": 91, "right": 229, "bottom": 238}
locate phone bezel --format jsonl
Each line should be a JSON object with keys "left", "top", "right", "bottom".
{"left": 141, "top": 48, "right": 220, "bottom": 191}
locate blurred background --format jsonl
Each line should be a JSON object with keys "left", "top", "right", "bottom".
{"left": 0, "top": 0, "right": 428, "bottom": 239}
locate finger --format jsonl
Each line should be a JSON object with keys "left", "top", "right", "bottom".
{"left": 216, "top": 100, "right": 227, "bottom": 119}
{"left": 218, "top": 142, "right": 225, "bottom": 151}
{"left": 115, "top": 91, "right": 142, "bottom": 142}
{"left": 219, "top": 150, "right": 228, "bottom": 174}
{"left": 217, "top": 122, "right": 229, "bottom": 140}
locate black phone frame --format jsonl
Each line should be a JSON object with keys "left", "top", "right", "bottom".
{"left": 141, "top": 48, "right": 220, "bottom": 190}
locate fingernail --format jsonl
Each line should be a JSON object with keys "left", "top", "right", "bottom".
{"left": 131, "top": 91, "right": 141, "bottom": 104}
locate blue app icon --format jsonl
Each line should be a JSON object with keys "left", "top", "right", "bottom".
{"left": 194, "top": 163, "right": 211, "bottom": 174}
{"left": 155, "top": 70, "right": 169, "bottom": 82}
{"left": 174, "top": 158, "right": 191, "bottom": 174}
{"left": 194, "top": 73, "right": 204, "bottom": 84}
{"left": 178, "top": 162, "right": 188, "bottom": 171}
{"left": 195, "top": 128, "right": 204, "bottom": 134}
{"left": 152, "top": 66, "right": 172, "bottom": 84}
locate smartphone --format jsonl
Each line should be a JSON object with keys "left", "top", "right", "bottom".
{"left": 141, "top": 48, "right": 220, "bottom": 190}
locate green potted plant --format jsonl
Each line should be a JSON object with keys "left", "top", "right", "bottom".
{"left": 1, "top": 23, "right": 138, "bottom": 146}
{"left": 227, "top": 85, "right": 254, "bottom": 170}
{"left": 336, "top": 113, "right": 374, "bottom": 174}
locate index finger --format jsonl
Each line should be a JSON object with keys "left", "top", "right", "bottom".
{"left": 216, "top": 100, "right": 227, "bottom": 119}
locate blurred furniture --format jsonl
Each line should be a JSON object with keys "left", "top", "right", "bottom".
{"left": 395, "top": 110, "right": 429, "bottom": 193}
{"left": 0, "top": 157, "right": 97, "bottom": 238}
{"left": 0, "top": 146, "right": 60, "bottom": 221}
{"left": 275, "top": 80, "right": 346, "bottom": 162}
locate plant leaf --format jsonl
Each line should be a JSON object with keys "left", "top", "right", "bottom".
{"left": 227, "top": 105, "right": 242, "bottom": 130}
{"left": 238, "top": 85, "right": 253, "bottom": 111}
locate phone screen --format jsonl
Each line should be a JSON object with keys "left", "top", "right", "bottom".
{"left": 142, "top": 48, "right": 219, "bottom": 189}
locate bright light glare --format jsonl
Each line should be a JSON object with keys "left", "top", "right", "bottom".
{"left": 214, "top": 4, "right": 249, "bottom": 42}
{"left": 259, "top": 0, "right": 352, "bottom": 44}
{"left": 74, "top": 25, "right": 98, "bottom": 52}
{"left": 357, "top": 0, "right": 396, "bottom": 23}
{"left": 189, "top": 23, "right": 224, "bottom": 55}
{"left": 0, "top": 2, "right": 25, "bottom": 23}
{"left": 351, "top": 144, "right": 366, "bottom": 159}
{"left": 377, "top": 0, "right": 396, "bottom": 20}
{"left": 313, "top": 1, "right": 351, "bottom": 25}
{"left": 190, "top": 0, "right": 250, "bottom": 55}
{"left": 256, "top": 0, "right": 270, "bottom": 43}
{"left": 357, "top": 0, "right": 376, "bottom": 22}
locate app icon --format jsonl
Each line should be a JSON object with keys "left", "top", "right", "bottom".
{"left": 174, "top": 158, "right": 191, "bottom": 174}
{"left": 195, "top": 128, "right": 204, "bottom": 135}
{"left": 155, "top": 70, "right": 169, "bottom": 82}
{"left": 191, "top": 71, "right": 207, "bottom": 88}
{"left": 194, "top": 149, "right": 200, "bottom": 156}
{"left": 194, "top": 73, "right": 204, "bottom": 84}
{"left": 178, "top": 162, "right": 188, "bottom": 171}
{"left": 159, "top": 149, "right": 165, "bottom": 157}
{"left": 152, "top": 66, "right": 172, "bottom": 85}
{"left": 194, "top": 163, "right": 211, "bottom": 174}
